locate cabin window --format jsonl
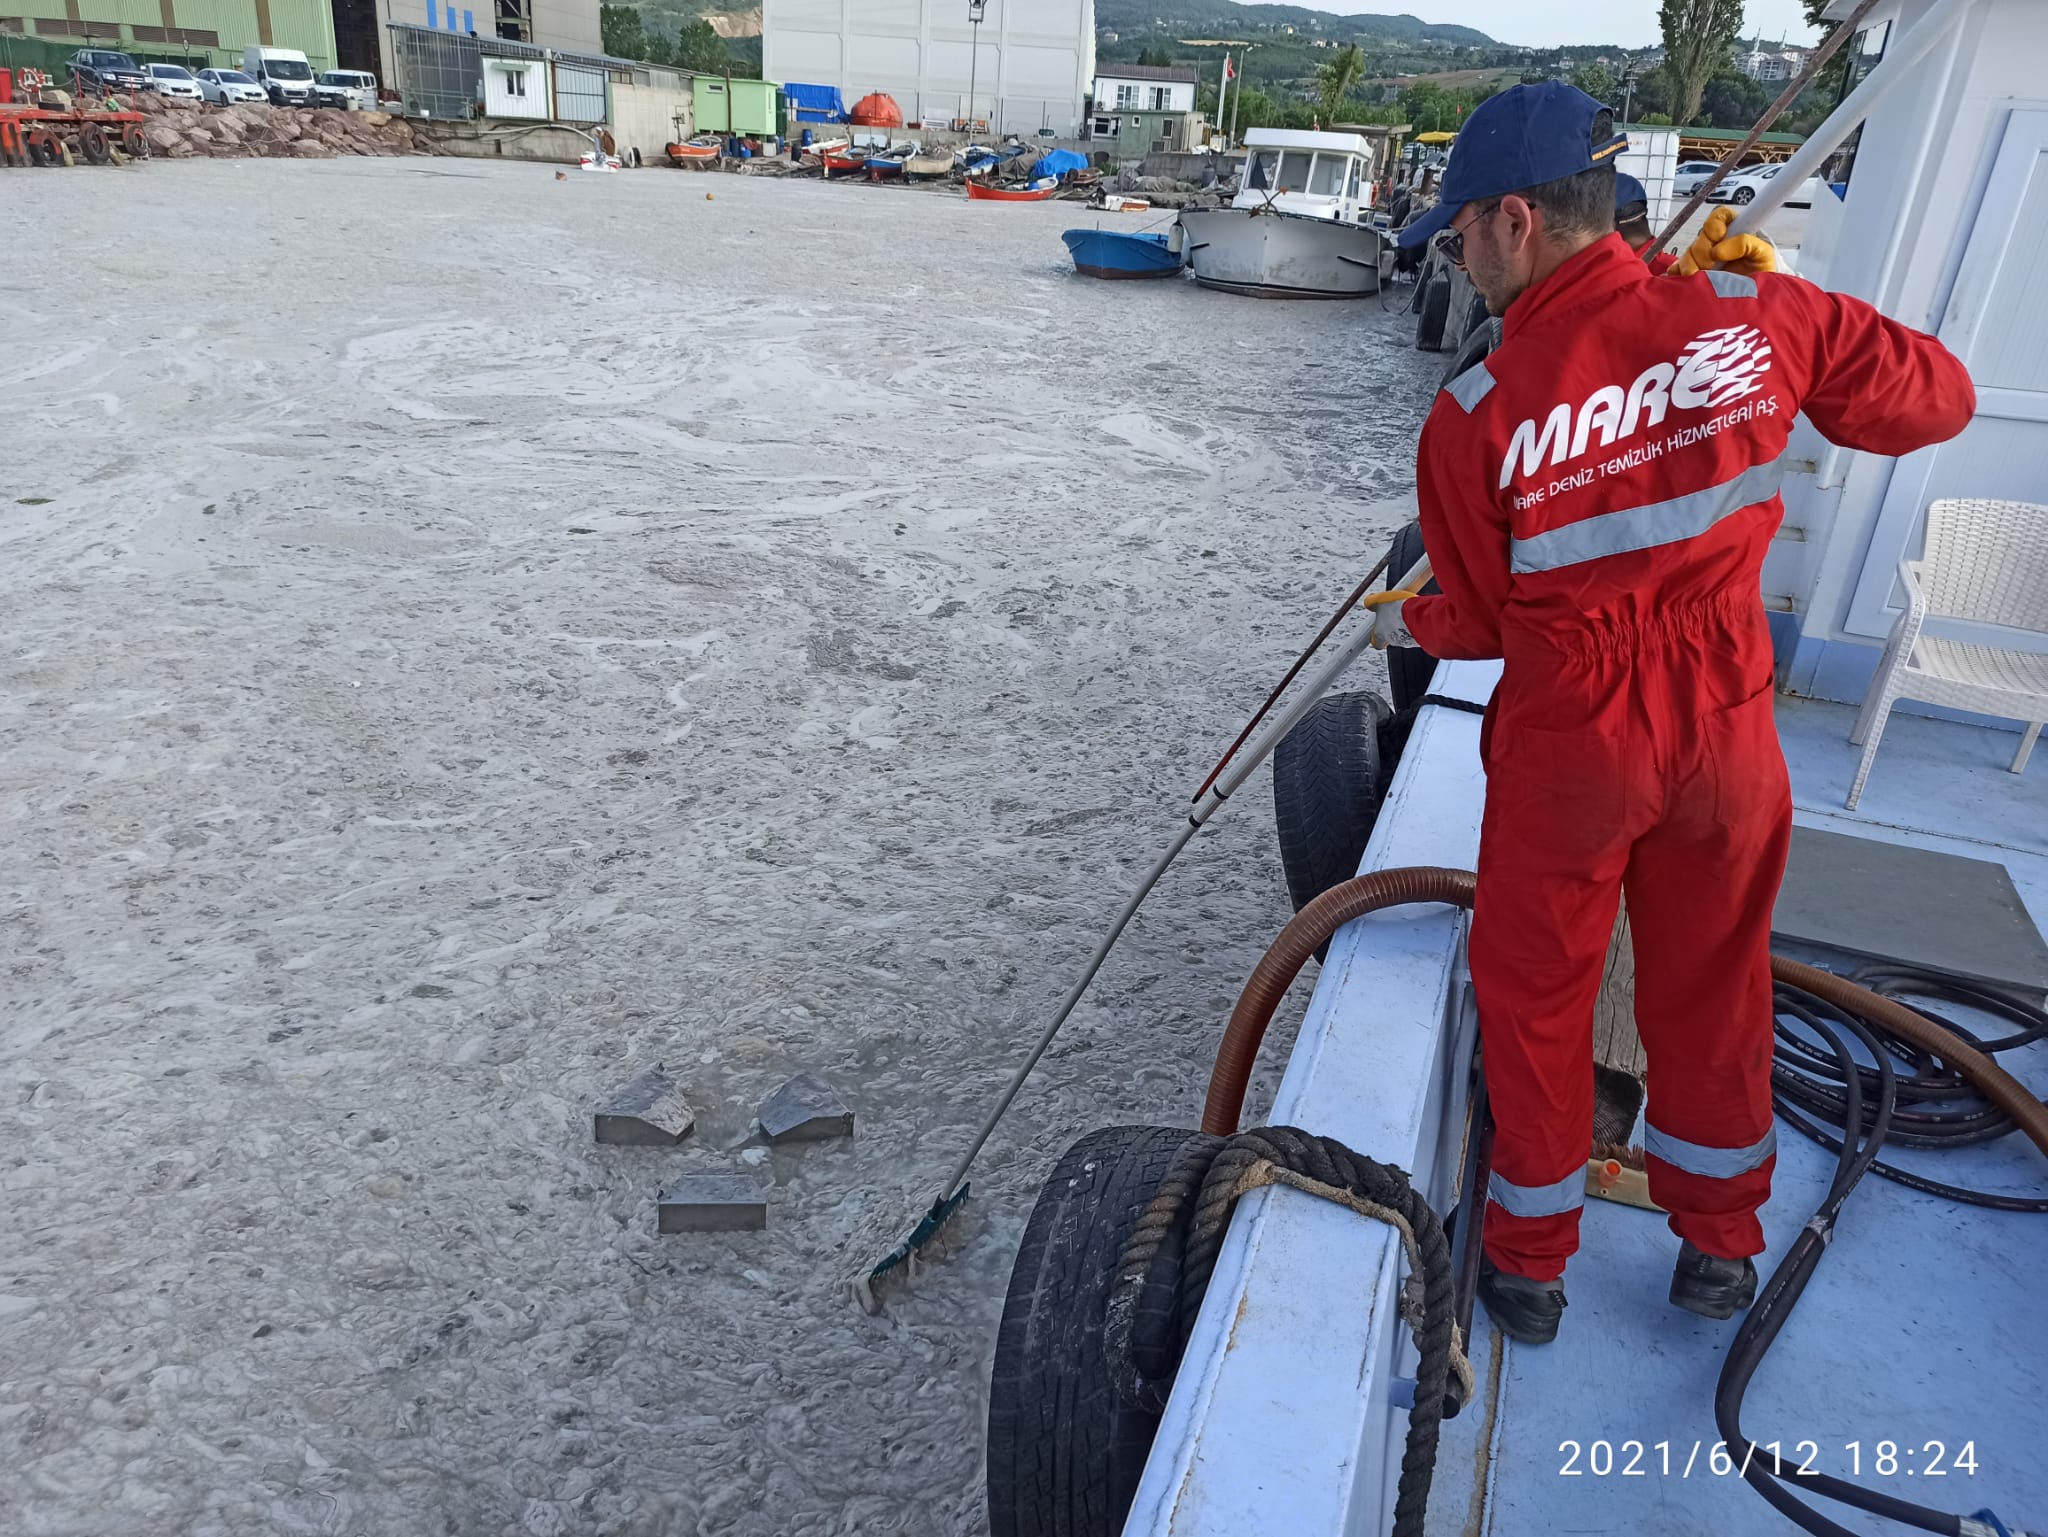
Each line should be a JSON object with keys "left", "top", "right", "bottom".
{"left": 1821, "top": 19, "right": 1889, "bottom": 190}
{"left": 1308, "top": 154, "right": 1346, "bottom": 196}
{"left": 1347, "top": 159, "right": 1363, "bottom": 201}
{"left": 1276, "top": 151, "right": 1313, "bottom": 193}
{"left": 1246, "top": 149, "right": 1278, "bottom": 190}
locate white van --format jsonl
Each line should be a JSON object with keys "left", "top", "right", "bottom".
{"left": 314, "top": 70, "right": 378, "bottom": 111}
{"left": 242, "top": 46, "right": 315, "bottom": 107}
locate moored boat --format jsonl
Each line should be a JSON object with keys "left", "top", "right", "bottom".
{"left": 865, "top": 142, "right": 916, "bottom": 179}
{"left": 905, "top": 150, "right": 953, "bottom": 180}
{"left": 664, "top": 135, "right": 721, "bottom": 164}
{"left": 1060, "top": 228, "right": 1183, "bottom": 279}
{"left": 966, "top": 177, "right": 1060, "bottom": 202}
{"left": 1178, "top": 127, "right": 1386, "bottom": 298}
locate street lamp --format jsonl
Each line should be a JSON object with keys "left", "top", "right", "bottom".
{"left": 966, "top": 0, "right": 985, "bottom": 135}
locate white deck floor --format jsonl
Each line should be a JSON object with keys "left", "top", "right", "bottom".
{"left": 1130, "top": 683, "right": 2048, "bottom": 1537}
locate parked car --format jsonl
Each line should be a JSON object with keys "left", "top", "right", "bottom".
{"left": 197, "top": 68, "right": 269, "bottom": 106}
{"left": 313, "top": 69, "right": 377, "bottom": 110}
{"left": 144, "top": 62, "right": 203, "bottom": 101}
{"left": 68, "top": 48, "right": 151, "bottom": 95}
{"left": 243, "top": 45, "right": 316, "bottom": 107}
{"left": 1707, "top": 161, "right": 1830, "bottom": 207}
{"left": 1671, "top": 159, "right": 1722, "bottom": 195}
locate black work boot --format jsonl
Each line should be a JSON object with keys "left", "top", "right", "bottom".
{"left": 1477, "top": 1257, "right": 1566, "bottom": 1344}
{"left": 1669, "top": 1240, "right": 1758, "bottom": 1320}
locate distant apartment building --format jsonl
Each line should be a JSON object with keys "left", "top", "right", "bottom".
{"left": 1737, "top": 45, "right": 1809, "bottom": 82}
{"left": 762, "top": 0, "right": 1095, "bottom": 137}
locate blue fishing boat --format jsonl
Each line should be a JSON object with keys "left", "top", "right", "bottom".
{"left": 1060, "top": 228, "right": 1184, "bottom": 280}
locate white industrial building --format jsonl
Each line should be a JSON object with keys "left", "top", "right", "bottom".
{"left": 762, "top": 0, "right": 1095, "bottom": 138}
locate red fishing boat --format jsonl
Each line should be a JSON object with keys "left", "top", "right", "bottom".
{"left": 965, "top": 177, "right": 1060, "bottom": 202}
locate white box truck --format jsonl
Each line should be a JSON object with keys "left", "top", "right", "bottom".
{"left": 242, "top": 46, "right": 316, "bottom": 107}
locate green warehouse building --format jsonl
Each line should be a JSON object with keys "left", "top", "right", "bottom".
{"left": 0, "top": 0, "right": 340, "bottom": 76}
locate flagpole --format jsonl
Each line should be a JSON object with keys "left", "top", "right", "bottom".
{"left": 1216, "top": 52, "right": 1230, "bottom": 148}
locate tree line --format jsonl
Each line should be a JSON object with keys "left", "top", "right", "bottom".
{"left": 1145, "top": 0, "right": 1843, "bottom": 141}
{"left": 599, "top": 4, "right": 742, "bottom": 75}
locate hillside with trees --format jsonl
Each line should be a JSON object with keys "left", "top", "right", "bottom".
{"left": 1107, "top": 0, "right": 1834, "bottom": 142}
{"left": 1094, "top": 1, "right": 1493, "bottom": 47}
{"left": 601, "top": 2, "right": 761, "bottom": 74}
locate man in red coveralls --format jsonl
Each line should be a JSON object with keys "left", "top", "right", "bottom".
{"left": 1614, "top": 172, "right": 1680, "bottom": 274}
{"left": 1372, "top": 84, "right": 1974, "bottom": 1343}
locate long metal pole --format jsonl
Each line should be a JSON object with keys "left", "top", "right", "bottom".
{"left": 930, "top": 550, "right": 1434, "bottom": 1203}
{"left": 967, "top": 17, "right": 978, "bottom": 134}
{"left": 1729, "top": 0, "right": 1979, "bottom": 238}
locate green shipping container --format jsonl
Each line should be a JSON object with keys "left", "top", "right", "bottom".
{"left": 693, "top": 75, "right": 775, "bottom": 137}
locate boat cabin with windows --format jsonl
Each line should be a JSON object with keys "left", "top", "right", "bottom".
{"left": 1235, "top": 127, "right": 1381, "bottom": 224}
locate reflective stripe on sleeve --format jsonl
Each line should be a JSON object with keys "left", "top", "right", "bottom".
{"left": 1509, "top": 457, "right": 1785, "bottom": 574}
{"left": 1705, "top": 270, "right": 1758, "bottom": 298}
{"left": 1488, "top": 1168, "right": 1586, "bottom": 1218}
{"left": 1644, "top": 1123, "right": 1778, "bottom": 1180}
{"left": 1443, "top": 359, "right": 1497, "bottom": 413}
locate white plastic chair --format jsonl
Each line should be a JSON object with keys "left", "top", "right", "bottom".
{"left": 1847, "top": 498, "right": 2048, "bottom": 809}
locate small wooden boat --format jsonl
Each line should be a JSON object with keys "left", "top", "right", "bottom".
{"left": 822, "top": 150, "right": 865, "bottom": 176}
{"left": 905, "top": 150, "right": 953, "bottom": 180}
{"left": 1061, "top": 229, "right": 1183, "bottom": 279}
{"left": 865, "top": 141, "right": 916, "bottom": 178}
{"left": 1096, "top": 194, "right": 1152, "bottom": 213}
{"left": 966, "top": 177, "right": 1060, "bottom": 202}
{"left": 665, "top": 135, "right": 721, "bottom": 164}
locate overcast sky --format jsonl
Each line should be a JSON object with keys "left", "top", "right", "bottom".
{"left": 1281, "top": 2, "right": 1824, "bottom": 49}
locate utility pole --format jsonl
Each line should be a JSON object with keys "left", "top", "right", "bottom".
{"left": 966, "top": 0, "right": 985, "bottom": 134}
{"left": 1215, "top": 50, "right": 1230, "bottom": 148}
{"left": 1228, "top": 42, "right": 1254, "bottom": 144}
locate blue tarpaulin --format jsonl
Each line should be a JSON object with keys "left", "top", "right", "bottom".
{"left": 1030, "top": 148, "right": 1088, "bottom": 181}
{"left": 785, "top": 82, "right": 846, "bottom": 122}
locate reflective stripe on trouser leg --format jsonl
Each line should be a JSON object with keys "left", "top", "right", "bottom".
{"left": 1643, "top": 1123, "right": 1776, "bottom": 1179}
{"left": 1488, "top": 1169, "right": 1586, "bottom": 1218}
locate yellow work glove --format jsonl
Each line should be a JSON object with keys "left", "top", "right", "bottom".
{"left": 1676, "top": 205, "right": 1778, "bottom": 278}
{"left": 1361, "top": 589, "right": 1419, "bottom": 650}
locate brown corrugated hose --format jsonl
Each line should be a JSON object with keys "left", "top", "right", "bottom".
{"left": 1200, "top": 866, "right": 2048, "bottom": 1162}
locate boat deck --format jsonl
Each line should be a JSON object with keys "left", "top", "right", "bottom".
{"left": 1434, "top": 697, "right": 2048, "bottom": 1536}
{"left": 1128, "top": 678, "right": 2048, "bottom": 1537}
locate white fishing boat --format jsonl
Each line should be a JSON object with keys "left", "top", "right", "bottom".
{"left": 1178, "top": 127, "right": 1386, "bottom": 299}
{"left": 982, "top": 3, "right": 2048, "bottom": 1534}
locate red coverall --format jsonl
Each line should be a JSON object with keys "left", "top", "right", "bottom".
{"left": 1403, "top": 234, "right": 1974, "bottom": 1281}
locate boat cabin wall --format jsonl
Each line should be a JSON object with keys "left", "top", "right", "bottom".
{"left": 1772, "top": 0, "right": 2048, "bottom": 707}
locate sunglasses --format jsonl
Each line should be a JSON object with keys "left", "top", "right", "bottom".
{"left": 1441, "top": 203, "right": 1503, "bottom": 267}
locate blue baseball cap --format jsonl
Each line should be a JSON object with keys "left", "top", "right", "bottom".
{"left": 1614, "top": 172, "right": 1648, "bottom": 211}
{"left": 1395, "top": 82, "right": 1629, "bottom": 249}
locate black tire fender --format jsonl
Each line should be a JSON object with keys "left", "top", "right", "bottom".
{"left": 1272, "top": 691, "right": 1392, "bottom": 954}
{"left": 986, "top": 1124, "right": 1208, "bottom": 1537}
{"left": 1415, "top": 269, "right": 1452, "bottom": 351}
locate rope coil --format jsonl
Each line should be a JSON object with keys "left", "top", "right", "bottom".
{"left": 1102, "top": 1125, "right": 1471, "bottom": 1537}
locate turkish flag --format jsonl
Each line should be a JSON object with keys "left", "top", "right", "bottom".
{"left": 1224, "top": 54, "right": 1235, "bottom": 80}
